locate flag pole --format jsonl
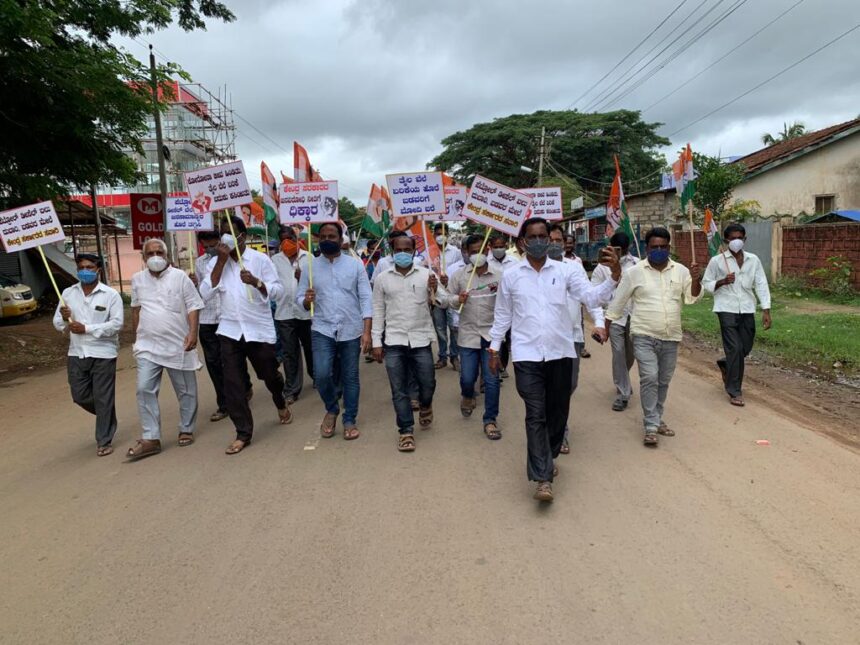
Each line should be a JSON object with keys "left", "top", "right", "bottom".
{"left": 37, "top": 245, "right": 67, "bottom": 311}
{"left": 687, "top": 200, "right": 696, "bottom": 264}
{"left": 458, "top": 227, "right": 492, "bottom": 314}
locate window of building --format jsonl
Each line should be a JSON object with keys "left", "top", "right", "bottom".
{"left": 814, "top": 194, "right": 835, "bottom": 214}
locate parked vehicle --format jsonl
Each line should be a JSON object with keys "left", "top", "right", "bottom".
{"left": 0, "top": 275, "right": 37, "bottom": 320}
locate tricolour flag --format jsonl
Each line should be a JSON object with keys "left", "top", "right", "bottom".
{"left": 605, "top": 156, "right": 637, "bottom": 246}
{"left": 361, "top": 183, "right": 390, "bottom": 238}
{"left": 294, "top": 142, "right": 314, "bottom": 182}
{"left": 261, "top": 161, "right": 279, "bottom": 224}
{"left": 672, "top": 143, "right": 696, "bottom": 211}
{"left": 703, "top": 207, "right": 721, "bottom": 257}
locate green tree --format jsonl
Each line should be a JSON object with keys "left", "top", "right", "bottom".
{"left": 428, "top": 110, "right": 668, "bottom": 196}
{"left": 339, "top": 197, "right": 361, "bottom": 231}
{"left": 761, "top": 121, "right": 806, "bottom": 147}
{"left": 691, "top": 152, "right": 747, "bottom": 223}
{"left": 0, "top": 0, "right": 235, "bottom": 210}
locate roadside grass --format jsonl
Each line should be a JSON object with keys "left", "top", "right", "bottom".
{"left": 682, "top": 293, "right": 860, "bottom": 376}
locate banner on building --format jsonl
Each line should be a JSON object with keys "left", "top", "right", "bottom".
{"left": 183, "top": 160, "right": 251, "bottom": 214}
{"left": 278, "top": 181, "right": 339, "bottom": 224}
{"left": 129, "top": 193, "right": 165, "bottom": 250}
{"left": 385, "top": 172, "right": 446, "bottom": 218}
{"left": 462, "top": 175, "right": 532, "bottom": 236}
{"left": 0, "top": 201, "right": 65, "bottom": 252}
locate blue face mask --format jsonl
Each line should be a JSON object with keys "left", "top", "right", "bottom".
{"left": 393, "top": 251, "right": 414, "bottom": 268}
{"left": 648, "top": 248, "right": 670, "bottom": 264}
{"left": 77, "top": 269, "right": 98, "bottom": 285}
{"left": 319, "top": 239, "right": 340, "bottom": 256}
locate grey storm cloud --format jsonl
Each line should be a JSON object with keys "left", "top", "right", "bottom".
{"left": 131, "top": 0, "right": 860, "bottom": 201}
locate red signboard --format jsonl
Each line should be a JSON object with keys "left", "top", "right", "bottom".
{"left": 129, "top": 193, "right": 165, "bottom": 250}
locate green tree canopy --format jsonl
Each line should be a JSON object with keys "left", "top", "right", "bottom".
{"left": 428, "top": 110, "right": 669, "bottom": 199}
{"left": 338, "top": 197, "right": 361, "bottom": 231}
{"left": 691, "top": 152, "right": 747, "bottom": 221}
{"left": 0, "top": 0, "right": 234, "bottom": 210}
{"left": 761, "top": 121, "right": 806, "bottom": 147}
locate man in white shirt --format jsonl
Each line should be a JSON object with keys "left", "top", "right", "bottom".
{"left": 191, "top": 230, "right": 251, "bottom": 423}
{"left": 593, "top": 232, "right": 640, "bottom": 412}
{"left": 489, "top": 217, "right": 620, "bottom": 503}
{"left": 702, "top": 223, "right": 772, "bottom": 407}
{"left": 605, "top": 227, "right": 702, "bottom": 448}
{"left": 272, "top": 225, "right": 313, "bottom": 404}
{"left": 201, "top": 216, "right": 291, "bottom": 455}
{"left": 53, "top": 254, "right": 124, "bottom": 456}
{"left": 126, "top": 239, "right": 204, "bottom": 460}
{"left": 371, "top": 234, "right": 438, "bottom": 452}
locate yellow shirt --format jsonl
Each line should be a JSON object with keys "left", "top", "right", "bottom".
{"left": 605, "top": 259, "right": 700, "bottom": 342}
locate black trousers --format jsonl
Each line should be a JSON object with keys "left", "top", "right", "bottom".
{"left": 499, "top": 330, "right": 512, "bottom": 370}
{"left": 199, "top": 323, "right": 251, "bottom": 411}
{"left": 219, "top": 335, "right": 286, "bottom": 443}
{"left": 513, "top": 359, "right": 573, "bottom": 483}
{"left": 67, "top": 356, "right": 117, "bottom": 447}
{"left": 276, "top": 318, "right": 314, "bottom": 400}
{"left": 717, "top": 312, "right": 756, "bottom": 398}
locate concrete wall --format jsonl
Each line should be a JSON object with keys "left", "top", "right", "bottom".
{"left": 626, "top": 191, "right": 679, "bottom": 229}
{"left": 732, "top": 132, "right": 860, "bottom": 216}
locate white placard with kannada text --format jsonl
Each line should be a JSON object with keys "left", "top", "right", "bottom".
{"left": 423, "top": 185, "right": 468, "bottom": 222}
{"left": 462, "top": 175, "right": 532, "bottom": 236}
{"left": 278, "top": 181, "right": 339, "bottom": 224}
{"left": 386, "top": 172, "right": 446, "bottom": 218}
{"left": 0, "top": 200, "right": 65, "bottom": 252}
{"left": 183, "top": 160, "right": 251, "bottom": 214}
{"left": 521, "top": 187, "right": 564, "bottom": 221}
{"left": 166, "top": 196, "right": 214, "bottom": 231}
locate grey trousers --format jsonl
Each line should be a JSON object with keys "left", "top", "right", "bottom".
{"left": 632, "top": 335, "right": 679, "bottom": 432}
{"left": 610, "top": 322, "right": 635, "bottom": 401}
{"left": 67, "top": 356, "right": 118, "bottom": 447}
{"left": 136, "top": 357, "right": 198, "bottom": 441}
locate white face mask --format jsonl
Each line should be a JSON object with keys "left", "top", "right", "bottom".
{"left": 491, "top": 247, "right": 506, "bottom": 260}
{"left": 435, "top": 235, "right": 447, "bottom": 245}
{"left": 146, "top": 255, "right": 168, "bottom": 273}
{"left": 728, "top": 239, "right": 744, "bottom": 253}
{"left": 469, "top": 253, "right": 487, "bottom": 268}
{"left": 221, "top": 233, "right": 237, "bottom": 250}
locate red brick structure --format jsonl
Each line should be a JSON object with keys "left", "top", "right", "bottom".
{"left": 673, "top": 230, "right": 709, "bottom": 268}
{"left": 781, "top": 223, "right": 860, "bottom": 289}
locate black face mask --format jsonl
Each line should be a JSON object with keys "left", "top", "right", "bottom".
{"left": 319, "top": 240, "right": 340, "bottom": 256}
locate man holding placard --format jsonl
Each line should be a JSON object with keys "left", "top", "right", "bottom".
{"left": 53, "top": 254, "right": 124, "bottom": 457}
{"left": 488, "top": 218, "right": 621, "bottom": 503}
{"left": 297, "top": 221, "right": 372, "bottom": 441}
{"left": 201, "top": 216, "right": 291, "bottom": 455}
{"left": 126, "top": 239, "right": 204, "bottom": 460}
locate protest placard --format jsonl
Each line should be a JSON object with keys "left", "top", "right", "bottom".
{"left": 423, "top": 185, "right": 467, "bottom": 222}
{"left": 0, "top": 200, "right": 65, "bottom": 252}
{"left": 129, "top": 193, "right": 165, "bottom": 250}
{"left": 386, "top": 172, "right": 446, "bottom": 218}
{"left": 462, "top": 175, "right": 532, "bottom": 236}
{"left": 166, "top": 196, "right": 214, "bottom": 231}
{"left": 521, "top": 186, "right": 564, "bottom": 221}
{"left": 278, "top": 181, "right": 339, "bottom": 224}
{"left": 183, "top": 160, "right": 251, "bottom": 214}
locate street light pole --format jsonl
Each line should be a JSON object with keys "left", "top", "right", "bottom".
{"left": 149, "top": 44, "right": 173, "bottom": 263}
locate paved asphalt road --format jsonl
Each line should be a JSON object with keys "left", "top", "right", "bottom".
{"left": 0, "top": 342, "right": 858, "bottom": 644}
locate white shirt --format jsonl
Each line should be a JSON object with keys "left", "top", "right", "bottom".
{"left": 562, "top": 258, "right": 605, "bottom": 344}
{"left": 131, "top": 267, "right": 203, "bottom": 370}
{"left": 488, "top": 252, "right": 519, "bottom": 273}
{"left": 53, "top": 282, "right": 124, "bottom": 359}
{"left": 592, "top": 253, "right": 638, "bottom": 326}
{"left": 371, "top": 264, "right": 436, "bottom": 348}
{"left": 489, "top": 258, "right": 617, "bottom": 362}
{"left": 272, "top": 250, "right": 311, "bottom": 321}
{"left": 195, "top": 253, "right": 220, "bottom": 325}
{"left": 200, "top": 247, "right": 283, "bottom": 344}
{"left": 435, "top": 245, "right": 462, "bottom": 274}
{"left": 702, "top": 250, "right": 771, "bottom": 313}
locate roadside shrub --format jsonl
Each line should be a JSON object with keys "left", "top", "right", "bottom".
{"left": 809, "top": 256, "right": 855, "bottom": 297}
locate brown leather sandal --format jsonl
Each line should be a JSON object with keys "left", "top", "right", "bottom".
{"left": 178, "top": 433, "right": 194, "bottom": 447}
{"left": 398, "top": 434, "right": 415, "bottom": 452}
{"left": 418, "top": 407, "right": 433, "bottom": 428}
{"left": 225, "top": 439, "right": 249, "bottom": 455}
{"left": 320, "top": 412, "right": 338, "bottom": 438}
{"left": 126, "top": 439, "right": 161, "bottom": 460}
{"left": 343, "top": 425, "right": 360, "bottom": 441}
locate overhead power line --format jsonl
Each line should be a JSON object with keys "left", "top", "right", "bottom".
{"left": 668, "top": 22, "right": 860, "bottom": 137}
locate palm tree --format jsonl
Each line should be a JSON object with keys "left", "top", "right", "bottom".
{"left": 761, "top": 121, "right": 807, "bottom": 146}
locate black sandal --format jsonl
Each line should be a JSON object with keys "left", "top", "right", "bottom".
{"left": 483, "top": 423, "right": 502, "bottom": 440}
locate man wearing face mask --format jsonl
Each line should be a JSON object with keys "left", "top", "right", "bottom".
{"left": 445, "top": 233, "right": 503, "bottom": 439}
{"left": 126, "top": 239, "right": 204, "bottom": 460}
{"left": 605, "top": 227, "right": 702, "bottom": 447}
{"left": 190, "top": 230, "right": 252, "bottom": 423}
{"left": 297, "top": 221, "right": 373, "bottom": 441}
{"left": 201, "top": 216, "right": 290, "bottom": 455}
{"left": 487, "top": 234, "right": 516, "bottom": 378}
{"left": 702, "top": 223, "right": 771, "bottom": 407}
{"left": 489, "top": 218, "right": 621, "bottom": 502}
{"left": 429, "top": 223, "right": 461, "bottom": 370}
{"left": 53, "top": 254, "right": 124, "bottom": 457}
{"left": 371, "top": 234, "right": 439, "bottom": 451}
{"left": 272, "top": 225, "right": 313, "bottom": 404}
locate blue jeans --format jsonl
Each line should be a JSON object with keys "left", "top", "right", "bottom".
{"left": 431, "top": 306, "right": 458, "bottom": 360}
{"left": 459, "top": 339, "right": 499, "bottom": 424}
{"left": 383, "top": 344, "right": 436, "bottom": 433}
{"left": 311, "top": 331, "right": 361, "bottom": 427}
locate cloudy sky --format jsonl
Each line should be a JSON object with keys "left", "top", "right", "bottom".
{"left": 124, "top": 0, "right": 860, "bottom": 202}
